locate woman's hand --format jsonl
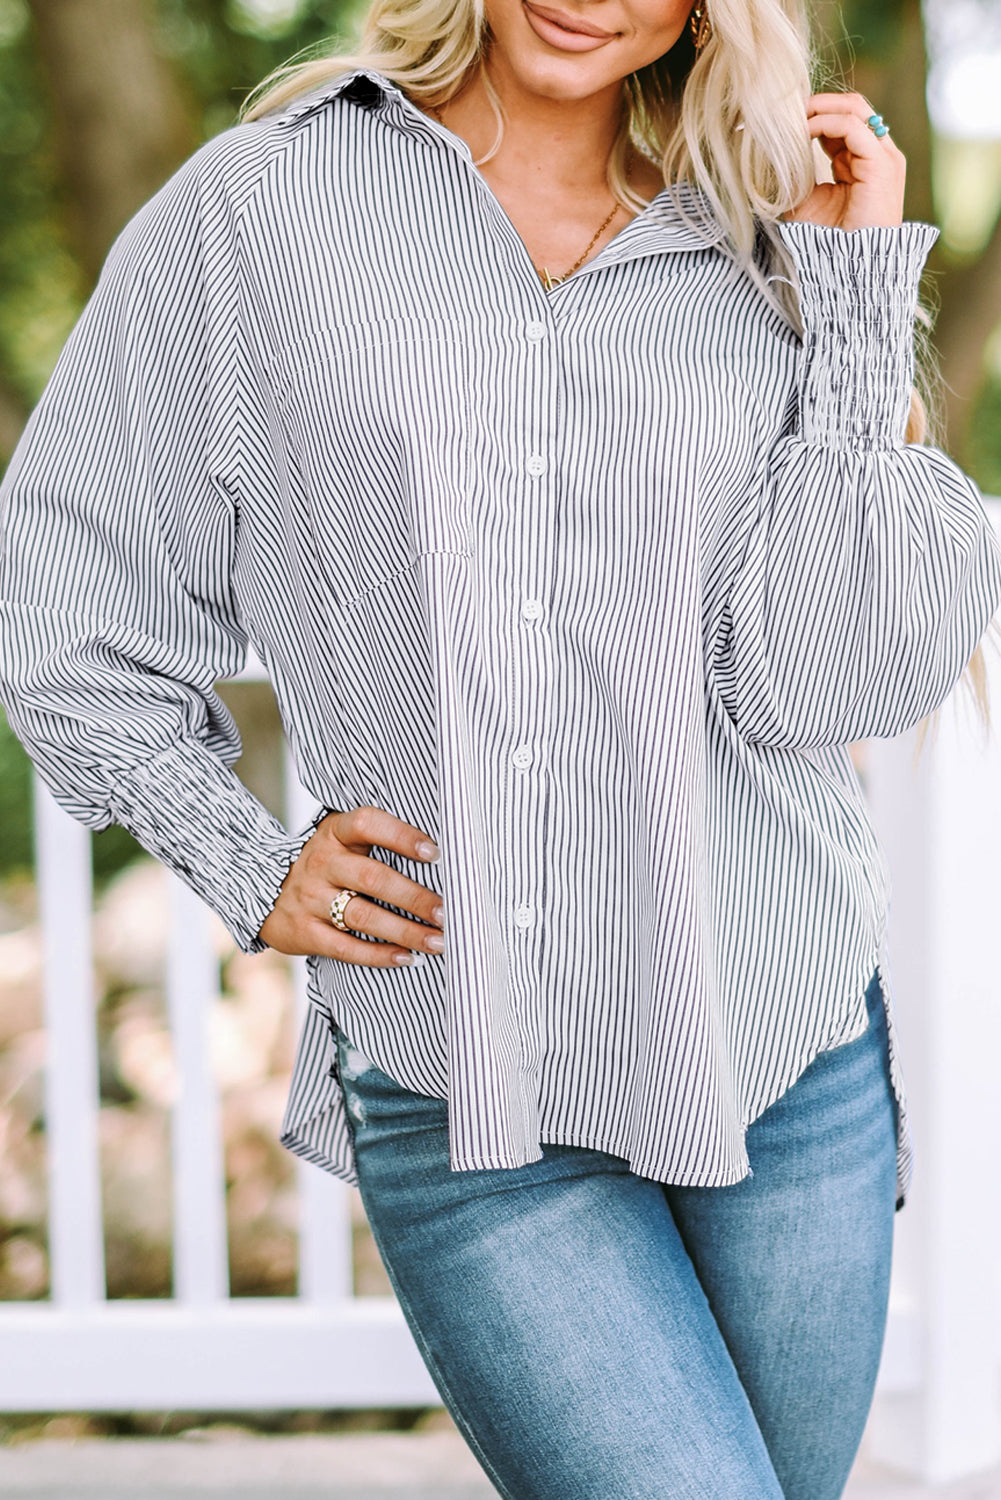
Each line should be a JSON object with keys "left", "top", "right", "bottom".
{"left": 258, "top": 805, "right": 445, "bottom": 965}
{"left": 785, "top": 92, "right": 906, "bottom": 232}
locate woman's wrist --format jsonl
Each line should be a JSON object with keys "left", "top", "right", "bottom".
{"left": 107, "top": 735, "right": 313, "bottom": 955}
{"left": 773, "top": 219, "right": 939, "bottom": 451}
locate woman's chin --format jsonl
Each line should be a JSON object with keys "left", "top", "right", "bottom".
{"left": 492, "top": 44, "right": 627, "bottom": 102}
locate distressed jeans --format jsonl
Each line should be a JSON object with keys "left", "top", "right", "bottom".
{"left": 335, "top": 973, "right": 898, "bottom": 1500}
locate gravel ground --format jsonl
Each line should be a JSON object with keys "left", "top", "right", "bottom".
{"left": 0, "top": 1430, "right": 1000, "bottom": 1499}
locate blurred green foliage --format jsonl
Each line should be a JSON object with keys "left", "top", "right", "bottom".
{"left": 0, "top": 0, "right": 363, "bottom": 410}
{"left": 0, "top": 0, "right": 999, "bottom": 888}
{"left": 969, "top": 370, "right": 1001, "bottom": 498}
{"left": 0, "top": 711, "right": 160, "bottom": 888}
{"left": 0, "top": 0, "right": 78, "bottom": 406}
{"left": 0, "top": 0, "right": 361, "bottom": 884}
{"left": 0, "top": 713, "right": 32, "bottom": 874}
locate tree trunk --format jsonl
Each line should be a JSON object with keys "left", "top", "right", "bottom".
{"left": 827, "top": 0, "right": 997, "bottom": 458}
{"left": 851, "top": 0, "right": 935, "bottom": 228}
{"left": 0, "top": 379, "right": 27, "bottom": 466}
{"left": 26, "top": 0, "right": 197, "bottom": 282}
{"left": 932, "top": 215, "right": 1001, "bottom": 456}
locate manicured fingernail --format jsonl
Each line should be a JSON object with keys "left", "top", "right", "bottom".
{"left": 393, "top": 952, "right": 416, "bottom": 966}
{"left": 425, "top": 932, "right": 445, "bottom": 953}
{"left": 433, "top": 903, "right": 445, "bottom": 926}
{"left": 417, "top": 840, "right": 440, "bottom": 862}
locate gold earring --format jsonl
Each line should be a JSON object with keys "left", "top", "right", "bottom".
{"left": 689, "top": 5, "right": 712, "bottom": 48}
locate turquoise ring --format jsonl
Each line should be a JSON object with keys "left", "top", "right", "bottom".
{"left": 866, "top": 113, "right": 890, "bottom": 138}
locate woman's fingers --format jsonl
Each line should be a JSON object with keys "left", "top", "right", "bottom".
{"left": 324, "top": 848, "right": 445, "bottom": 930}
{"left": 805, "top": 92, "right": 904, "bottom": 169}
{"left": 806, "top": 91, "right": 891, "bottom": 131}
{"left": 786, "top": 92, "right": 905, "bottom": 230}
{"left": 807, "top": 90, "right": 877, "bottom": 116}
{"left": 317, "top": 830, "right": 445, "bottom": 930}
{"left": 806, "top": 112, "right": 896, "bottom": 160}
{"left": 280, "top": 911, "right": 430, "bottom": 967}
{"left": 257, "top": 803, "right": 446, "bottom": 961}
{"left": 261, "top": 865, "right": 442, "bottom": 963}
{"left": 329, "top": 804, "right": 440, "bottom": 864}
{"left": 326, "top": 887, "right": 446, "bottom": 956}
{"left": 312, "top": 920, "right": 437, "bottom": 967}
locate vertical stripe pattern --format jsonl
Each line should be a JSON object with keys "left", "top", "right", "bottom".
{"left": 2, "top": 69, "right": 1000, "bottom": 1207}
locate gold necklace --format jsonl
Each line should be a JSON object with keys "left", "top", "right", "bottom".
{"left": 537, "top": 202, "right": 620, "bottom": 290}
{"left": 424, "top": 100, "right": 621, "bottom": 290}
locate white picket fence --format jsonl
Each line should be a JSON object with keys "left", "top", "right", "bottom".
{"left": 1, "top": 502, "right": 1001, "bottom": 1483}
{"left": 0, "top": 707, "right": 437, "bottom": 1414}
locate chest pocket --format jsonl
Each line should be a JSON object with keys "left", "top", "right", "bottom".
{"left": 272, "top": 318, "right": 473, "bottom": 608}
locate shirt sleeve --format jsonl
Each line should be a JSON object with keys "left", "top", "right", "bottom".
{"left": 711, "top": 219, "right": 1001, "bottom": 748}
{"left": 0, "top": 130, "right": 312, "bottom": 954}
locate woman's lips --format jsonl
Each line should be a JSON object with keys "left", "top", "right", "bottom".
{"left": 522, "top": 1, "right": 617, "bottom": 50}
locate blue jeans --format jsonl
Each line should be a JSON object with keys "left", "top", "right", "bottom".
{"left": 336, "top": 974, "right": 898, "bottom": 1499}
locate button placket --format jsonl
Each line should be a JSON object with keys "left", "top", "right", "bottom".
{"left": 501, "top": 312, "right": 558, "bottom": 1060}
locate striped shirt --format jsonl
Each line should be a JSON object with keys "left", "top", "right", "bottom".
{"left": 2, "top": 68, "right": 1000, "bottom": 1208}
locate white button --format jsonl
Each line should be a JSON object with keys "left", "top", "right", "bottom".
{"left": 512, "top": 745, "right": 532, "bottom": 769}
{"left": 521, "top": 597, "right": 543, "bottom": 622}
{"left": 526, "top": 454, "right": 547, "bottom": 477}
{"left": 526, "top": 321, "right": 546, "bottom": 342}
{"left": 514, "top": 904, "right": 535, "bottom": 929}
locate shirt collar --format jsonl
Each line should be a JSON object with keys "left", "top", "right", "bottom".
{"left": 278, "top": 67, "right": 728, "bottom": 256}
{"left": 277, "top": 67, "right": 417, "bottom": 127}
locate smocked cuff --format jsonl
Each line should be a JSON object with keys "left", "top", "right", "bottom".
{"left": 108, "top": 735, "right": 311, "bottom": 954}
{"left": 774, "top": 219, "right": 939, "bottom": 451}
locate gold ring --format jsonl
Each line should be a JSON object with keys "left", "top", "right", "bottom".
{"left": 329, "top": 889, "right": 358, "bottom": 931}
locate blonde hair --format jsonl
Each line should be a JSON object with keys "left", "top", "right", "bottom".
{"left": 243, "top": 0, "right": 990, "bottom": 725}
{"left": 243, "top": 0, "right": 817, "bottom": 313}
